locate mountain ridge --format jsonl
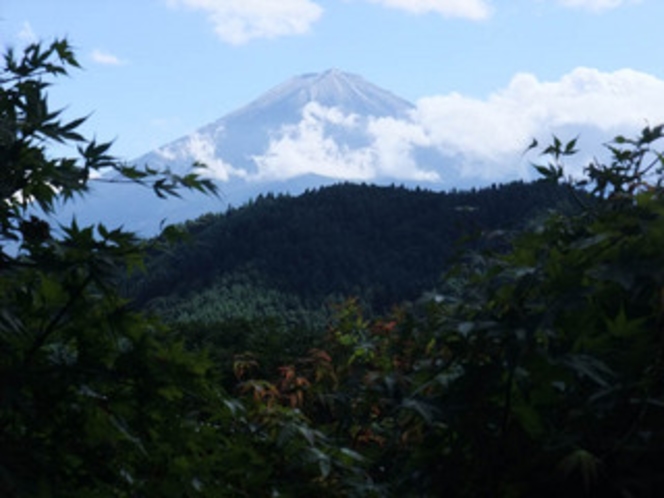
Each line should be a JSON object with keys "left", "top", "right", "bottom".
{"left": 132, "top": 180, "right": 578, "bottom": 321}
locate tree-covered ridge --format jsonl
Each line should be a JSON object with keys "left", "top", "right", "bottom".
{"left": 133, "top": 179, "right": 579, "bottom": 321}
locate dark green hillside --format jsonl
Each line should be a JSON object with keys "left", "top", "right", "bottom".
{"left": 131, "top": 180, "right": 578, "bottom": 325}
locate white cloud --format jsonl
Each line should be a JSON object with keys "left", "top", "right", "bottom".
{"left": 253, "top": 102, "right": 377, "bottom": 180}
{"left": 367, "top": 117, "right": 439, "bottom": 180}
{"left": 17, "top": 22, "right": 38, "bottom": 44}
{"left": 366, "top": 0, "right": 491, "bottom": 20}
{"left": 409, "top": 67, "right": 664, "bottom": 179}
{"left": 556, "top": 0, "right": 640, "bottom": 12}
{"left": 414, "top": 68, "right": 664, "bottom": 154}
{"left": 162, "top": 0, "right": 640, "bottom": 46}
{"left": 253, "top": 102, "right": 440, "bottom": 182}
{"left": 159, "top": 133, "right": 247, "bottom": 181}
{"left": 167, "top": 0, "right": 323, "bottom": 44}
{"left": 91, "top": 49, "right": 127, "bottom": 66}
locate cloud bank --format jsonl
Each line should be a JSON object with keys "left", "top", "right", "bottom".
{"left": 253, "top": 102, "right": 440, "bottom": 182}
{"left": 414, "top": 67, "right": 664, "bottom": 161}
{"left": 250, "top": 68, "right": 664, "bottom": 184}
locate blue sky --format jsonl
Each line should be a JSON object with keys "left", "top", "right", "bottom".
{"left": 2, "top": 0, "right": 664, "bottom": 182}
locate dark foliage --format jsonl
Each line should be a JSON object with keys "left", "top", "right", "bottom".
{"left": 0, "top": 40, "right": 374, "bottom": 497}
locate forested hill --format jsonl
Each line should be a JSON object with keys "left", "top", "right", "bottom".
{"left": 130, "top": 180, "right": 578, "bottom": 324}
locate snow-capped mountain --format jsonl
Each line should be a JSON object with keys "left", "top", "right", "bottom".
{"left": 137, "top": 68, "right": 417, "bottom": 177}
{"left": 63, "top": 69, "right": 457, "bottom": 234}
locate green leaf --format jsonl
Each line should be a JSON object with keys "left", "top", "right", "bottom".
{"left": 605, "top": 306, "right": 646, "bottom": 338}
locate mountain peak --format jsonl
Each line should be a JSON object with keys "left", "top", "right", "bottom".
{"left": 315, "top": 67, "right": 348, "bottom": 81}
{"left": 230, "top": 69, "right": 414, "bottom": 120}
